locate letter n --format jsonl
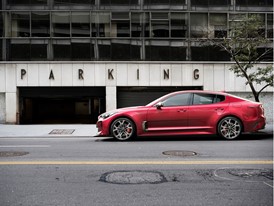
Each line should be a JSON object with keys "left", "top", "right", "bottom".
{"left": 164, "top": 69, "right": 169, "bottom": 80}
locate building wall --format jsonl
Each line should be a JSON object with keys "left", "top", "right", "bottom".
{"left": 0, "top": 62, "right": 273, "bottom": 124}
{"left": 0, "top": 93, "right": 5, "bottom": 123}
{"left": 1, "top": 4, "right": 272, "bottom": 62}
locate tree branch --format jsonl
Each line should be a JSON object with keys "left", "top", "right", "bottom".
{"left": 258, "top": 83, "right": 271, "bottom": 96}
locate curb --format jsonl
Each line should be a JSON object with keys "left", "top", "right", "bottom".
{"left": 0, "top": 136, "right": 97, "bottom": 138}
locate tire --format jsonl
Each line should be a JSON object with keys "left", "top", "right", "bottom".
{"left": 110, "top": 118, "right": 136, "bottom": 141}
{"left": 218, "top": 116, "right": 242, "bottom": 140}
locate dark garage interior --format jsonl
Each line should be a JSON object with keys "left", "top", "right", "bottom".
{"left": 19, "top": 87, "right": 105, "bottom": 124}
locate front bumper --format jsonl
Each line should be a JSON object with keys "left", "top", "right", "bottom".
{"left": 95, "top": 119, "right": 111, "bottom": 137}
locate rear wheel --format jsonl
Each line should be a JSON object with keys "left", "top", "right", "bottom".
{"left": 110, "top": 118, "right": 136, "bottom": 141}
{"left": 218, "top": 117, "right": 242, "bottom": 140}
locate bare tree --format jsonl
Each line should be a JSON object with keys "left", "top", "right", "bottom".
{"left": 210, "top": 14, "right": 273, "bottom": 102}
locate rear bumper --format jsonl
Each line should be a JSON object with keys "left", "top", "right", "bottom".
{"left": 244, "top": 116, "right": 266, "bottom": 132}
{"left": 254, "top": 119, "right": 266, "bottom": 131}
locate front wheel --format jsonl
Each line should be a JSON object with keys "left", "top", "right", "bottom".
{"left": 110, "top": 118, "right": 136, "bottom": 141}
{"left": 218, "top": 117, "right": 242, "bottom": 140}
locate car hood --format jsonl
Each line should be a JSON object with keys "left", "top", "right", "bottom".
{"left": 114, "top": 106, "right": 148, "bottom": 112}
{"left": 99, "top": 106, "right": 148, "bottom": 119}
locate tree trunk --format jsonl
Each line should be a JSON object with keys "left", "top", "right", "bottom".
{"left": 254, "top": 93, "right": 260, "bottom": 102}
{"left": 249, "top": 82, "right": 260, "bottom": 102}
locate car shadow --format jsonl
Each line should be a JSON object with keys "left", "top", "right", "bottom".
{"left": 96, "top": 132, "right": 273, "bottom": 142}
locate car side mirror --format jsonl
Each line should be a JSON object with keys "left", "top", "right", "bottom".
{"left": 155, "top": 102, "right": 164, "bottom": 110}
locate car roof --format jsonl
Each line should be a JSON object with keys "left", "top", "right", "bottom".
{"left": 146, "top": 90, "right": 230, "bottom": 106}
{"left": 171, "top": 90, "right": 228, "bottom": 96}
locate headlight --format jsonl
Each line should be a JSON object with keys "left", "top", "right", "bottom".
{"left": 99, "top": 111, "right": 117, "bottom": 119}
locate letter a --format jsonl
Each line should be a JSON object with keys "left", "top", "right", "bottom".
{"left": 49, "top": 70, "right": 55, "bottom": 80}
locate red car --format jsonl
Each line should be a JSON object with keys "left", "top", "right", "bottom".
{"left": 96, "top": 90, "right": 265, "bottom": 141}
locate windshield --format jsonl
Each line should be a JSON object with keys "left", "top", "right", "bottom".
{"left": 146, "top": 93, "right": 175, "bottom": 107}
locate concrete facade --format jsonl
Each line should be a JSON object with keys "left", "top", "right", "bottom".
{"left": 0, "top": 93, "right": 5, "bottom": 123}
{"left": 0, "top": 62, "right": 273, "bottom": 124}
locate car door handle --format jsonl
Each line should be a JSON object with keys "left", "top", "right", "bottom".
{"left": 177, "top": 109, "right": 187, "bottom": 112}
{"left": 215, "top": 108, "right": 224, "bottom": 111}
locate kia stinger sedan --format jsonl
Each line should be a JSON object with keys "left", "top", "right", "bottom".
{"left": 96, "top": 90, "right": 266, "bottom": 141}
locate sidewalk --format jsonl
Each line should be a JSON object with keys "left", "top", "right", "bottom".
{"left": 0, "top": 123, "right": 273, "bottom": 138}
{"left": 0, "top": 124, "right": 98, "bottom": 138}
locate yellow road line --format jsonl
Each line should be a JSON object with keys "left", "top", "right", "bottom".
{"left": 0, "top": 160, "right": 272, "bottom": 165}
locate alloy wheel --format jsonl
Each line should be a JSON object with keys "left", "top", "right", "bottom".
{"left": 218, "top": 117, "right": 242, "bottom": 140}
{"left": 111, "top": 118, "right": 135, "bottom": 141}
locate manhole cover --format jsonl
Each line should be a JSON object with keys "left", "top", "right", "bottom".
{"left": 49, "top": 129, "right": 75, "bottom": 135}
{"left": 0, "top": 151, "right": 29, "bottom": 157}
{"left": 163, "top": 150, "right": 197, "bottom": 157}
{"left": 100, "top": 171, "right": 167, "bottom": 184}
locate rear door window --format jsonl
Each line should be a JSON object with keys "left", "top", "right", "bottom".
{"left": 192, "top": 93, "right": 225, "bottom": 105}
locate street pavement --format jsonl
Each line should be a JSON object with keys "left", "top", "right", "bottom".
{"left": 0, "top": 122, "right": 273, "bottom": 138}
{"left": 0, "top": 122, "right": 273, "bottom": 206}
{"left": 0, "top": 130, "right": 273, "bottom": 206}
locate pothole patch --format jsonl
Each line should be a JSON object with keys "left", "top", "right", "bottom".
{"left": 228, "top": 168, "right": 273, "bottom": 181}
{"left": 100, "top": 170, "right": 167, "bottom": 184}
{"left": 163, "top": 150, "right": 197, "bottom": 157}
{"left": 215, "top": 168, "right": 273, "bottom": 181}
{"left": 0, "top": 151, "right": 29, "bottom": 157}
{"left": 49, "top": 129, "right": 75, "bottom": 135}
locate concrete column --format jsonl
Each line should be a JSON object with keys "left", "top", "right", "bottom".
{"left": 0, "top": 93, "right": 5, "bottom": 123}
{"left": 5, "top": 92, "right": 17, "bottom": 124}
{"left": 106, "top": 86, "right": 117, "bottom": 111}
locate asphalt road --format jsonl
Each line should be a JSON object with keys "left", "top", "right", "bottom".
{"left": 0, "top": 134, "right": 273, "bottom": 206}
